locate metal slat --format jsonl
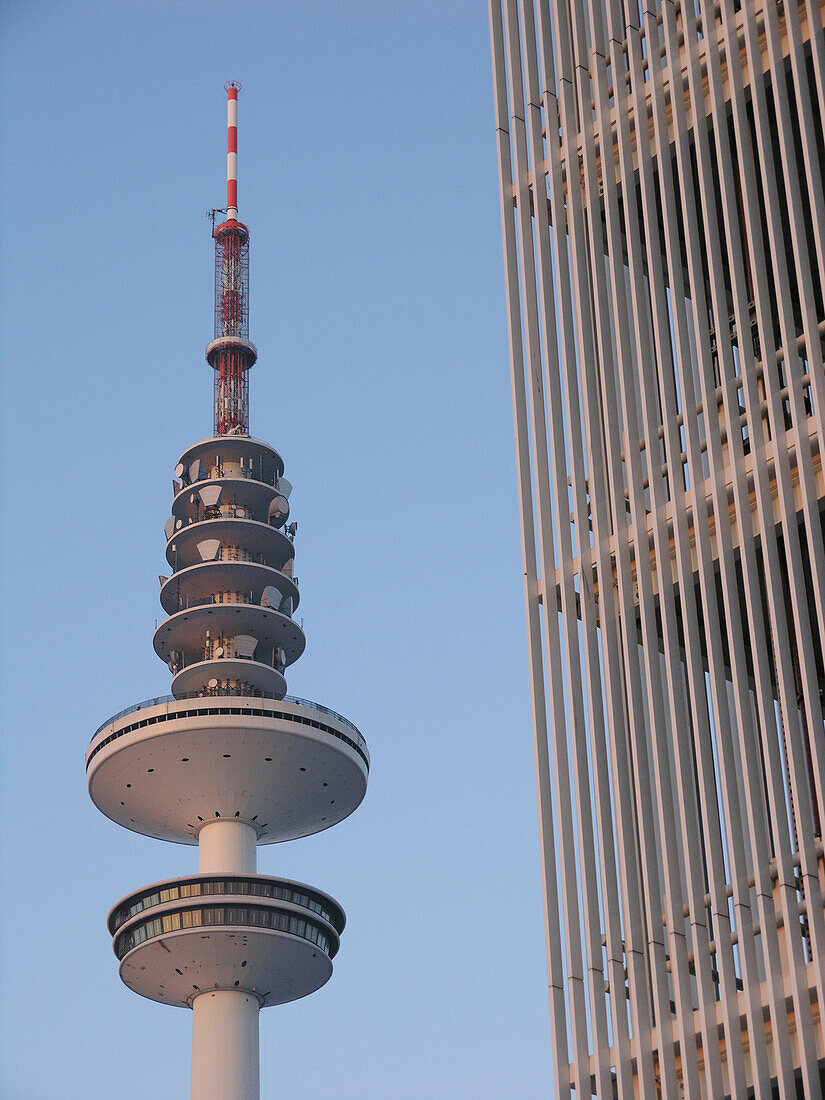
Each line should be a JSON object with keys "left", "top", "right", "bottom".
{"left": 679, "top": 8, "right": 804, "bottom": 1094}
{"left": 488, "top": 5, "right": 572, "bottom": 1096}
{"left": 514, "top": 2, "right": 629, "bottom": 1091}
{"left": 634, "top": 8, "right": 754, "bottom": 1093}
{"left": 536, "top": 2, "right": 677, "bottom": 1091}
{"left": 716, "top": 10, "right": 825, "bottom": 1091}
{"left": 499, "top": 1, "right": 598, "bottom": 1090}
{"left": 657, "top": 5, "right": 783, "bottom": 1093}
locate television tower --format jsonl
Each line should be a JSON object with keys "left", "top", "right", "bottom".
{"left": 86, "top": 83, "right": 369, "bottom": 1100}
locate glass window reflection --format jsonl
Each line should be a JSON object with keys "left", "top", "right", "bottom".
{"left": 112, "top": 878, "right": 341, "bottom": 932}
{"left": 115, "top": 903, "right": 333, "bottom": 960}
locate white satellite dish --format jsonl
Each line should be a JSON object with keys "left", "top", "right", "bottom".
{"left": 207, "top": 678, "right": 219, "bottom": 689}
{"left": 164, "top": 516, "right": 176, "bottom": 541}
{"left": 214, "top": 646, "right": 224, "bottom": 658}
{"left": 174, "top": 462, "right": 186, "bottom": 479}
{"left": 268, "top": 496, "right": 289, "bottom": 527}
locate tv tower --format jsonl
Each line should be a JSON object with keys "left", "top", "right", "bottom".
{"left": 86, "top": 83, "right": 369, "bottom": 1100}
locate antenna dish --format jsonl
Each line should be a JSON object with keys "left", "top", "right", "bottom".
{"left": 268, "top": 496, "right": 289, "bottom": 528}
{"left": 197, "top": 539, "right": 221, "bottom": 561}
{"left": 198, "top": 484, "right": 222, "bottom": 508}
{"left": 234, "top": 634, "right": 258, "bottom": 658}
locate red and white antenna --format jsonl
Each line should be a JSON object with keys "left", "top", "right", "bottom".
{"left": 226, "top": 80, "right": 240, "bottom": 220}
{"left": 205, "top": 81, "right": 257, "bottom": 436}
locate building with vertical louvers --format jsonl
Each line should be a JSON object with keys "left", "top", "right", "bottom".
{"left": 490, "top": 2, "right": 824, "bottom": 1095}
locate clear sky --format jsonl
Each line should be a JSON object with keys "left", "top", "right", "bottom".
{"left": 0, "top": 3, "right": 554, "bottom": 1096}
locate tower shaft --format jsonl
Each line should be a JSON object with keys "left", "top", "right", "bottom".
{"left": 191, "top": 814, "right": 259, "bottom": 1100}
{"left": 191, "top": 990, "right": 260, "bottom": 1100}
{"left": 198, "top": 819, "right": 257, "bottom": 874}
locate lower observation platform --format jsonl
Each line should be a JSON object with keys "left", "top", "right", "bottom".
{"left": 109, "top": 872, "right": 343, "bottom": 1008}
{"left": 87, "top": 694, "right": 369, "bottom": 844}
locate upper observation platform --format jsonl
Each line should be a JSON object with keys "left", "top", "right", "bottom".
{"left": 87, "top": 694, "right": 369, "bottom": 845}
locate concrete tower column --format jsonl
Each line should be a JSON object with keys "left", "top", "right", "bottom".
{"left": 197, "top": 819, "right": 257, "bottom": 873}
{"left": 193, "top": 819, "right": 259, "bottom": 1098}
{"left": 191, "top": 989, "right": 260, "bottom": 1100}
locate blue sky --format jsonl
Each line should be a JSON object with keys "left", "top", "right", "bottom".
{"left": 0, "top": 3, "right": 553, "bottom": 1096}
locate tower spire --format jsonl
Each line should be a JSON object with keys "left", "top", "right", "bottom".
{"left": 207, "top": 81, "right": 257, "bottom": 436}
{"left": 226, "top": 80, "right": 239, "bottom": 220}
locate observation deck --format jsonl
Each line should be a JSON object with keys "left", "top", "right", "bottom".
{"left": 87, "top": 694, "right": 369, "bottom": 844}
{"left": 109, "top": 873, "right": 344, "bottom": 1008}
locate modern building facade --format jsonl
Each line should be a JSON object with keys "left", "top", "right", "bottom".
{"left": 86, "top": 85, "right": 369, "bottom": 1100}
{"left": 490, "top": 2, "right": 824, "bottom": 1095}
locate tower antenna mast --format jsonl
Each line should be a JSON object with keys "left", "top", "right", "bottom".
{"left": 206, "top": 81, "right": 257, "bottom": 436}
